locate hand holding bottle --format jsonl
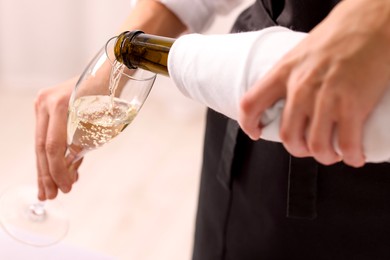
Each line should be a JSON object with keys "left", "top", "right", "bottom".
{"left": 239, "top": 0, "right": 390, "bottom": 167}
{"left": 159, "top": 26, "right": 390, "bottom": 164}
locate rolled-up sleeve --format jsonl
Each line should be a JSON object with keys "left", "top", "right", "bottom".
{"left": 158, "top": 0, "right": 242, "bottom": 32}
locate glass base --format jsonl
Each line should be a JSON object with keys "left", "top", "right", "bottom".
{"left": 0, "top": 184, "right": 69, "bottom": 247}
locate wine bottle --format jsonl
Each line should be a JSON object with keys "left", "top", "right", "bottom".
{"left": 114, "top": 31, "right": 175, "bottom": 76}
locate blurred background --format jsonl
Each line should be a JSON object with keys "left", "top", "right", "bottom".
{"left": 0, "top": 0, "right": 253, "bottom": 259}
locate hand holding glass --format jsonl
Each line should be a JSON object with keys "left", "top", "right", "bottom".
{"left": 0, "top": 38, "right": 156, "bottom": 246}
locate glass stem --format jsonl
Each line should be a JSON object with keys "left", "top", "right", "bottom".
{"left": 29, "top": 146, "right": 85, "bottom": 222}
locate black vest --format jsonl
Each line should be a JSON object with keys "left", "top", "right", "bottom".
{"left": 193, "top": 1, "right": 390, "bottom": 260}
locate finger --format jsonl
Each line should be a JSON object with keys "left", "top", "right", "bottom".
{"left": 239, "top": 68, "right": 288, "bottom": 140}
{"left": 35, "top": 100, "right": 58, "bottom": 200}
{"left": 280, "top": 99, "right": 311, "bottom": 157}
{"left": 45, "top": 104, "right": 73, "bottom": 194}
{"left": 337, "top": 113, "right": 365, "bottom": 167}
{"left": 307, "top": 102, "right": 342, "bottom": 165}
{"left": 37, "top": 179, "right": 45, "bottom": 201}
{"left": 69, "top": 157, "right": 83, "bottom": 171}
{"left": 69, "top": 158, "right": 83, "bottom": 183}
{"left": 73, "top": 171, "right": 80, "bottom": 183}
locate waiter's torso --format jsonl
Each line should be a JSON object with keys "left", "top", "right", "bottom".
{"left": 193, "top": 1, "right": 390, "bottom": 260}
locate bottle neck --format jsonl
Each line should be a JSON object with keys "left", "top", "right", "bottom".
{"left": 114, "top": 31, "right": 175, "bottom": 76}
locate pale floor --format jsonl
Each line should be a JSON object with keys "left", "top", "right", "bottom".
{"left": 0, "top": 76, "right": 205, "bottom": 259}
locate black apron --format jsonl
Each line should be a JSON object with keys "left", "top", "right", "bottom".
{"left": 192, "top": 1, "right": 390, "bottom": 259}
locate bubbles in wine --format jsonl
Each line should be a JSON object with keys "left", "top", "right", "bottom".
{"left": 67, "top": 96, "right": 138, "bottom": 155}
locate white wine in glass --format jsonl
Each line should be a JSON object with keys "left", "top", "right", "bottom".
{"left": 0, "top": 37, "right": 156, "bottom": 247}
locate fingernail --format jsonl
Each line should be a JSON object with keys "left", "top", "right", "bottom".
{"left": 38, "top": 191, "right": 46, "bottom": 201}
{"left": 46, "top": 190, "right": 57, "bottom": 200}
{"left": 60, "top": 185, "right": 71, "bottom": 193}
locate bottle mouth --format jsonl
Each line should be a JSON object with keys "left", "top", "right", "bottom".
{"left": 105, "top": 35, "right": 156, "bottom": 82}
{"left": 116, "top": 30, "right": 145, "bottom": 70}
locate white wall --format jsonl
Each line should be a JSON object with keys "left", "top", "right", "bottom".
{"left": 0, "top": 0, "right": 130, "bottom": 90}
{"left": 0, "top": 0, "right": 253, "bottom": 91}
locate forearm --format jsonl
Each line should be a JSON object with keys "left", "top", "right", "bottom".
{"left": 118, "top": 0, "right": 187, "bottom": 37}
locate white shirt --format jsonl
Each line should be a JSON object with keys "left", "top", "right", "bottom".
{"left": 159, "top": 0, "right": 242, "bottom": 32}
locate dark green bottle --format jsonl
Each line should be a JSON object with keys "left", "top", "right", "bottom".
{"left": 114, "top": 31, "right": 175, "bottom": 76}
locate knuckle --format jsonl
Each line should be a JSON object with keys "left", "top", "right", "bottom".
{"left": 35, "top": 140, "right": 46, "bottom": 153}
{"left": 279, "top": 126, "right": 292, "bottom": 144}
{"left": 239, "top": 95, "right": 255, "bottom": 116}
{"left": 45, "top": 141, "right": 62, "bottom": 157}
{"left": 34, "top": 89, "right": 50, "bottom": 110}
{"left": 39, "top": 175, "right": 55, "bottom": 188}
{"left": 338, "top": 140, "right": 356, "bottom": 156}
{"left": 309, "top": 142, "right": 335, "bottom": 164}
{"left": 35, "top": 88, "right": 68, "bottom": 114}
{"left": 307, "top": 138, "right": 340, "bottom": 166}
{"left": 280, "top": 133, "right": 308, "bottom": 158}
{"left": 308, "top": 140, "right": 325, "bottom": 155}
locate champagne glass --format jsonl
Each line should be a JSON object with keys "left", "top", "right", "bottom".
{"left": 0, "top": 37, "right": 156, "bottom": 246}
